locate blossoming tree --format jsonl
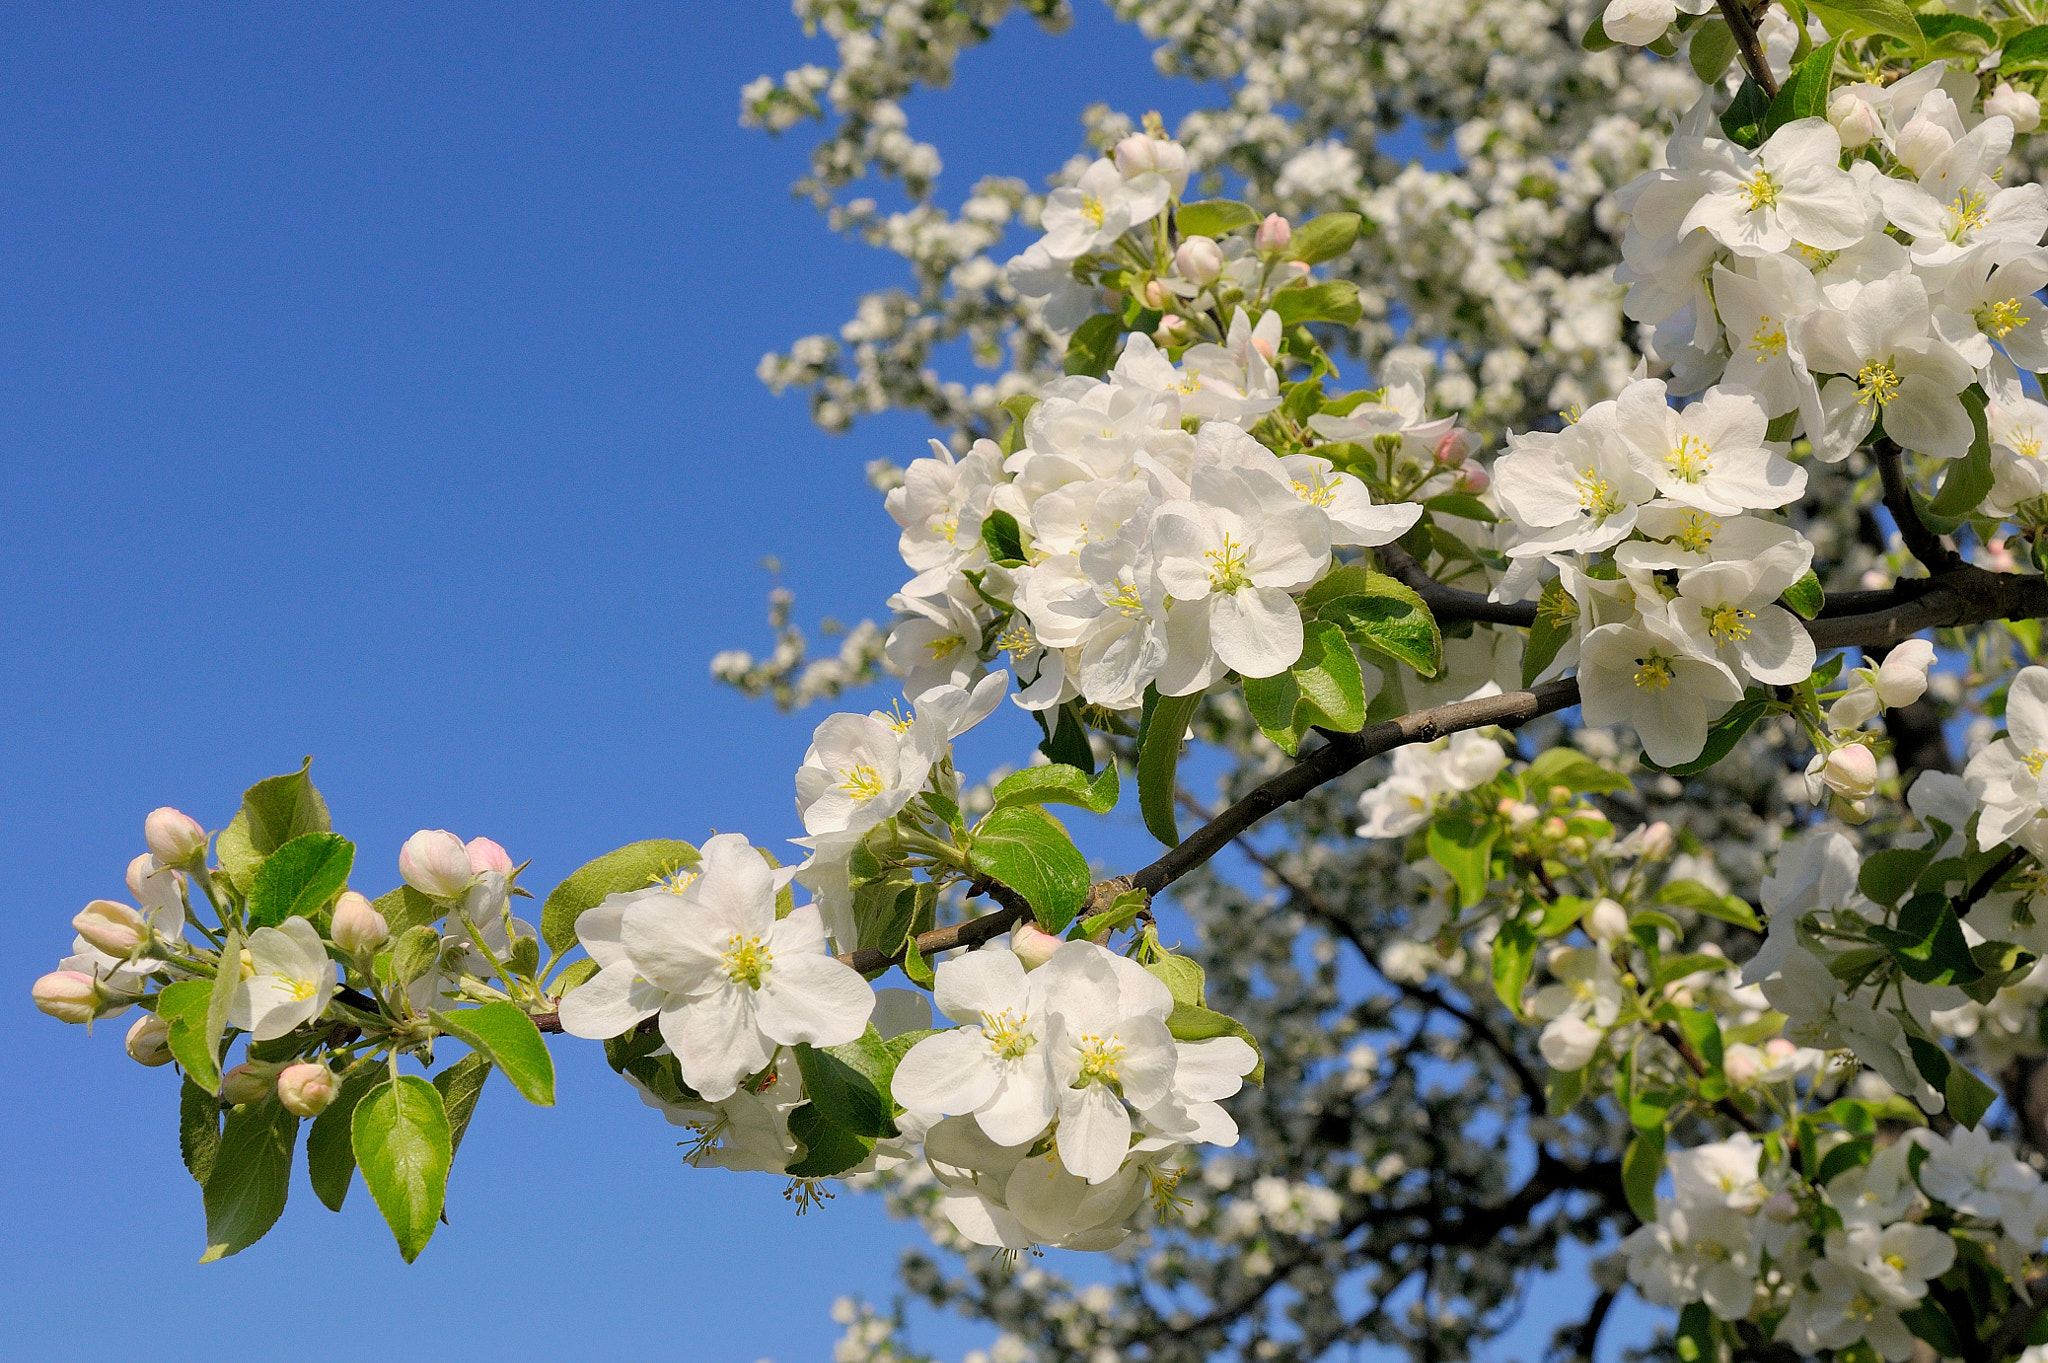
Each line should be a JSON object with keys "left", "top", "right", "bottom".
{"left": 39, "top": 1, "right": 2048, "bottom": 1359}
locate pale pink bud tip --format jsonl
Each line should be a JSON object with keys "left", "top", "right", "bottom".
{"left": 1011, "top": 923, "right": 1062, "bottom": 971}
{"left": 144, "top": 807, "right": 209, "bottom": 867}
{"left": 1256, "top": 213, "right": 1292, "bottom": 253}
{"left": 277, "top": 1063, "right": 338, "bottom": 1117}
{"left": 1173, "top": 235, "right": 1224, "bottom": 288}
{"left": 33, "top": 971, "right": 101, "bottom": 1024}
{"left": 1822, "top": 744, "right": 1879, "bottom": 802}
{"left": 465, "top": 836, "right": 514, "bottom": 876}
{"left": 1639, "top": 821, "right": 1674, "bottom": 860}
{"left": 73, "top": 899, "right": 149, "bottom": 958}
{"left": 330, "top": 890, "right": 390, "bottom": 954}
{"left": 1456, "top": 466, "right": 1489, "bottom": 494}
{"left": 126, "top": 1014, "right": 175, "bottom": 1067}
{"left": 221, "top": 1061, "right": 283, "bottom": 1106}
{"left": 400, "top": 829, "right": 476, "bottom": 900}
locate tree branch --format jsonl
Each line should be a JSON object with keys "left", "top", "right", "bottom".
{"left": 1378, "top": 542, "right": 1538, "bottom": 627}
{"left": 1876, "top": 437, "right": 1963, "bottom": 574}
{"left": 1718, "top": 0, "right": 1781, "bottom": 99}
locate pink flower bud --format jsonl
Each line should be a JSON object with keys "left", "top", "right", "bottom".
{"left": 1256, "top": 213, "right": 1292, "bottom": 253}
{"left": 1723, "top": 1045, "right": 1760, "bottom": 1087}
{"left": 32, "top": 971, "right": 102, "bottom": 1024}
{"left": 1011, "top": 922, "right": 1062, "bottom": 970}
{"left": 73, "top": 899, "right": 149, "bottom": 957}
{"left": 1987, "top": 82, "right": 2042, "bottom": 134}
{"left": 1154, "top": 315, "right": 1190, "bottom": 346}
{"left": 1821, "top": 744, "right": 1878, "bottom": 802}
{"left": 330, "top": 890, "right": 390, "bottom": 954}
{"left": 1586, "top": 898, "right": 1630, "bottom": 944}
{"left": 1434, "top": 428, "right": 1475, "bottom": 468}
{"left": 1141, "top": 278, "right": 1170, "bottom": 310}
{"left": 1639, "top": 821, "right": 1674, "bottom": 860}
{"left": 1456, "top": 465, "right": 1490, "bottom": 494}
{"left": 465, "top": 836, "right": 514, "bottom": 876}
{"left": 126, "top": 1013, "right": 174, "bottom": 1067}
{"left": 1764, "top": 1037, "right": 1797, "bottom": 1060}
{"left": 1826, "top": 91, "right": 1882, "bottom": 150}
{"left": 144, "top": 807, "right": 209, "bottom": 868}
{"left": 400, "top": 829, "right": 475, "bottom": 900}
{"left": 276, "top": 1063, "right": 338, "bottom": 1117}
{"left": 1173, "top": 235, "right": 1224, "bottom": 287}
{"left": 221, "top": 1061, "right": 285, "bottom": 1106}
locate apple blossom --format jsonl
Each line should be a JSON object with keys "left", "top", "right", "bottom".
{"left": 125, "top": 1013, "right": 173, "bottom": 1066}
{"left": 400, "top": 829, "right": 475, "bottom": 900}
{"left": 276, "top": 1063, "right": 338, "bottom": 1117}
{"left": 143, "top": 807, "right": 208, "bottom": 869}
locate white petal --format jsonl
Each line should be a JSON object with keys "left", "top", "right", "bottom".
{"left": 752, "top": 953, "right": 875, "bottom": 1046}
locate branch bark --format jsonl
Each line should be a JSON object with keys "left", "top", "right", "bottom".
{"left": 1718, "top": 0, "right": 1780, "bottom": 99}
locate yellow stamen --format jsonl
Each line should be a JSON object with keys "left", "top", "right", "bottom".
{"left": 1573, "top": 469, "right": 1626, "bottom": 521}
{"left": 1708, "top": 604, "right": 1755, "bottom": 643}
{"left": 981, "top": 1008, "right": 1036, "bottom": 1060}
{"left": 838, "top": 764, "right": 887, "bottom": 801}
{"left": 1675, "top": 509, "right": 1721, "bottom": 553}
{"left": 1076, "top": 1034, "right": 1126, "bottom": 1086}
{"left": 1977, "top": 298, "right": 2028, "bottom": 340}
{"left": 1205, "top": 534, "right": 1251, "bottom": 592}
{"left": 1666, "top": 433, "right": 1713, "bottom": 484}
{"left": 1634, "top": 655, "right": 1676, "bottom": 691}
{"left": 721, "top": 933, "right": 772, "bottom": 989}
{"left": 1748, "top": 316, "right": 1786, "bottom": 362}
{"left": 1741, "top": 170, "right": 1779, "bottom": 211}
{"left": 1856, "top": 359, "right": 1901, "bottom": 407}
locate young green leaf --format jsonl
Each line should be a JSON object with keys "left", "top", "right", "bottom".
{"left": 1869, "top": 893, "right": 1983, "bottom": 986}
{"left": 429, "top": 1002, "right": 556, "bottom": 1106}
{"left": 966, "top": 805, "right": 1091, "bottom": 934}
{"left": 540, "top": 838, "right": 700, "bottom": 953}
{"left": 1492, "top": 918, "right": 1535, "bottom": 1019}
{"left": 435, "top": 1053, "right": 493, "bottom": 1157}
{"left": 374, "top": 883, "right": 443, "bottom": 936}
{"left": 1312, "top": 571, "right": 1442, "bottom": 677}
{"left": 239, "top": 757, "right": 332, "bottom": 856}
{"left": 794, "top": 1029, "right": 900, "bottom": 1138}
{"left": 1687, "top": 17, "right": 1736, "bottom": 82}
{"left": 200, "top": 1102, "right": 300, "bottom": 1262}
{"left": 1524, "top": 748, "right": 1631, "bottom": 795}
{"left": 786, "top": 1102, "right": 876, "bottom": 1177}
{"left": 1622, "top": 1127, "right": 1665, "bottom": 1223}
{"left": 1063, "top": 312, "right": 1124, "bottom": 378}
{"left": 1165, "top": 1002, "right": 1264, "bottom": 1085}
{"left": 1781, "top": 570, "right": 1825, "bottom": 621}
{"left": 2004, "top": 25, "right": 2048, "bottom": 72}
{"left": 353, "top": 1074, "right": 453, "bottom": 1262}
{"left": 1427, "top": 814, "right": 1497, "bottom": 908}
{"left": 1927, "top": 388, "right": 1993, "bottom": 519}
{"left": 1287, "top": 211, "right": 1361, "bottom": 264}
{"left": 1762, "top": 38, "right": 1839, "bottom": 136}
{"left": 179, "top": 1076, "right": 222, "bottom": 1185}
{"left": 1145, "top": 953, "right": 1206, "bottom": 1010}
{"left": 1521, "top": 578, "right": 1578, "bottom": 687}
{"left": 1656, "top": 879, "right": 1761, "bottom": 932}
{"left": 306, "top": 1062, "right": 386, "bottom": 1211}
{"left": 1805, "top": 0, "right": 1924, "bottom": 50}
{"left": 1175, "top": 199, "right": 1260, "bottom": 238}
{"left": 246, "top": 832, "right": 353, "bottom": 929}
{"left": 1272, "top": 280, "right": 1363, "bottom": 327}
{"left": 992, "top": 762, "right": 1120, "bottom": 814}
{"left": 980, "top": 508, "right": 1029, "bottom": 567}
{"left": 1241, "top": 618, "right": 1367, "bottom": 755}
{"left": 1137, "top": 687, "right": 1204, "bottom": 847}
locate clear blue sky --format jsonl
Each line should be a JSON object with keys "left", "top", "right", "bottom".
{"left": 0, "top": 6, "right": 1653, "bottom": 1359}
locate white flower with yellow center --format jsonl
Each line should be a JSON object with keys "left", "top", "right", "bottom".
{"left": 1496, "top": 401, "right": 1655, "bottom": 557}
{"left": 556, "top": 834, "right": 873, "bottom": 1102}
{"left": 794, "top": 710, "right": 931, "bottom": 841}
{"left": 1037, "top": 156, "right": 1170, "bottom": 261}
{"left": 892, "top": 944, "right": 1058, "bottom": 1146}
{"left": 1709, "top": 256, "right": 1822, "bottom": 419}
{"left": 1875, "top": 113, "right": 2048, "bottom": 270}
{"left": 1797, "top": 270, "right": 1975, "bottom": 462}
{"left": 1932, "top": 251, "right": 2048, "bottom": 374}
{"left": 226, "top": 916, "right": 336, "bottom": 1042}
{"left": 1678, "top": 117, "right": 1866, "bottom": 260}
{"left": 1615, "top": 378, "right": 1804, "bottom": 515}
{"left": 1039, "top": 941, "right": 1179, "bottom": 1184}
{"left": 1578, "top": 621, "right": 1743, "bottom": 768}
{"left": 1654, "top": 537, "right": 1816, "bottom": 687}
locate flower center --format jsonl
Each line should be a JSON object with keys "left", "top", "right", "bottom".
{"left": 2023, "top": 747, "right": 2048, "bottom": 778}
{"left": 1740, "top": 170, "right": 1779, "bottom": 211}
{"left": 1080, "top": 194, "right": 1106, "bottom": 228}
{"left": 927, "top": 634, "right": 964, "bottom": 660}
{"left": 981, "top": 1008, "right": 1037, "bottom": 1060}
{"left": 1675, "top": 509, "right": 1721, "bottom": 553}
{"left": 1947, "top": 188, "right": 1988, "bottom": 241}
{"left": 1633, "top": 654, "right": 1676, "bottom": 692}
{"left": 930, "top": 514, "right": 959, "bottom": 543}
{"left": 1708, "top": 605, "right": 1755, "bottom": 643}
{"left": 2016, "top": 432, "right": 2045, "bottom": 460}
{"left": 1205, "top": 533, "right": 1252, "bottom": 592}
{"left": 1977, "top": 298, "right": 2028, "bottom": 340}
{"left": 1794, "top": 243, "right": 1840, "bottom": 271}
{"left": 1856, "top": 359, "right": 1901, "bottom": 407}
{"left": 1573, "top": 469, "right": 1626, "bottom": 521}
{"left": 1748, "top": 317, "right": 1786, "bottom": 362}
{"left": 1846, "top": 1290, "right": 1882, "bottom": 1324}
{"left": 838, "top": 764, "right": 887, "bottom": 801}
{"left": 1666, "top": 433, "right": 1713, "bottom": 484}
{"left": 997, "top": 622, "right": 1037, "bottom": 659}
{"left": 1173, "top": 373, "right": 1203, "bottom": 394}
{"left": 680, "top": 1112, "right": 730, "bottom": 1165}
{"left": 721, "top": 933, "right": 773, "bottom": 989}
{"left": 1884, "top": 1253, "right": 1909, "bottom": 1273}
{"left": 1290, "top": 473, "right": 1339, "bottom": 508}
{"left": 1106, "top": 578, "right": 1147, "bottom": 617}
{"left": 1075, "top": 1033, "right": 1126, "bottom": 1086}
{"left": 281, "top": 975, "right": 316, "bottom": 1002}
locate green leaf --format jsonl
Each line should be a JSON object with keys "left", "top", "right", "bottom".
{"left": 435, "top": 1053, "right": 492, "bottom": 1157}
{"left": 1272, "top": 280, "right": 1362, "bottom": 327}
{"left": 1535, "top": 895, "right": 1588, "bottom": 939}
{"left": 200, "top": 1101, "right": 299, "bottom": 1262}
{"left": 2004, "top": 25, "right": 2048, "bottom": 72}
{"left": 353, "top": 1074, "right": 453, "bottom": 1262}
{"left": 539, "top": 838, "right": 700, "bottom": 953}
{"left": 966, "top": 805, "right": 1091, "bottom": 934}
{"left": 1422, "top": 492, "right": 1497, "bottom": 524}
{"left": 1312, "top": 571, "right": 1442, "bottom": 676}
{"left": 1622, "top": 1127, "right": 1665, "bottom": 1223}
{"left": 1643, "top": 689, "right": 1771, "bottom": 777}
{"left": 1138, "top": 686, "right": 1203, "bottom": 847}
{"left": 1581, "top": 13, "right": 1617, "bottom": 51}
{"left": 786, "top": 1102, "right": 875, "bottom": 1178}
{"left": 851, "top": 873, "right": 932, "bottom": 960}
{"left": 1241, "top": 619, "right": 1367, "bottom": 755}
{"left": 992, "top": 762, "right": 1120, "bottom": 814}
{"left": 1524, "top": 748, "right": 1630, "bottom": 795}
{"left": 388, "top": 924, "right": 443, "bottom": 986}
{"left": 1948, "top": 1060, "right": 1998, "bottom": 1130}
{"left": 179, "top": 1076, "right": 222, "bottom": 1185}
{"left": 1655, "top": 954, "right": 1731, "bottom": 990}
{"left": 1781, "top": 570, "right": 1825, "bottom": 621}
{"left": 374, "top": 883, "right": 443, "bottom": 937}
{"left": 1546, "top": 1065, "right": 1585, "bottom": 1116}
{"left": 1175, "top": 199, "right": 1260, "bottom": 239}
{"left": 1688, "top": 17, "right": 1736, "bottom": 81}
{"left": 1656, "top": 879, "right": 1761, "bottom": 932}
{"left": 1817, "top": 1136, "right": 1874, "bottom": 1187}
{"left": 980, "top": 508, "right": 1028, "bottom": 568}
{"left": 1899, "top": 1302, "right": 1966, "bottom": 1360}
{"left": 215, "top": 812, "right": 262, "bottom": 895}
{"left": 901, "top": 932, "right": 935, "bottom": 988}
{"left": 1962, "top": 939, "right": 2039, "bottom": 1005}
{"left": 1927, "top": 388, "right": 1993, "bottom": 520}
{"left": 205, "top": 926, "right": 240, "bottom": 1077}
{"left": 1805, "top": 0, "right": 1925, "bottom": 49}
{"left": 239, "top": 757, "right": 332, "bottom": 857}
{"left": 1287, "top": 211, "right": 1361, "bottom": 264}
{"left": 247, "top": 832, "right": 353, "bottom": 929}
{"left": 429, "top": 1002, "right": 555, "bottom": 1106}
{"left": 1166, "top": 1002, "right": 1264, "bottom": 1085}
{"left": 996, "top": 394, "right": 1037, "bottom": 457}
{"left": 1428, "top": 814, "right": 1498, "bottom": 908}
{"left": 1719, "top": 77, "right": 1770, "bottom": 149}
{"left": 1859, "top": 846, "right": 1939, "bottom": 907}
{"left": 1675, "top": 1303, "right": 1715, "bottom": 1363}
{"left": 1679, "top": 1009, "right": 1724, "bottom": 1076}
{"left": 1035, "top": 701, "right": 1097, "bottom": 774}
{"left": 1146, "top": 953, "right": 1207, "bottom": 1010}
{"left": 1869, "top": 893, "right": 1983, "bottom": 986}
{"left": 1915, "top": 12, "right": 1996, "bottom": 56}
{"left": 1763, "top": 38, "right": 1839, "bottom": 137}
{"left": 1521, "top": 579, "right": 1578, "bottom": 688}
{"left": 794, "top": 1029, "right": 899, "bottom": 1139}
{"left": 1063, "top": 312, "right": 1124, "bottom": 379}
{"left": 307, "top": 1062, "right": 385, "bottom": 1211}
{"left": 1493, "top": 918, "right": 1535, "bottom": 1019}
{"left": 1076, "top": 887, "right": 1151, "bottom": 941}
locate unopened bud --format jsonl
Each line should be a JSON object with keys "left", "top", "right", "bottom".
{"left": 1586, "top": 898, "right": 1630, "bottom": 944}
{"left": 1154, "top": 315, "right": 1190, "bottom": 346}
{"left": 1821, "top": 744, "right": 1879, "bottom": 802}
{"left": 1987, "top": 82, "right": 2043, "bottom": 134}
{"left": 1826, "top": 91, "right": 1882, "bottom": 150}
{"left": 1723, "top": 1044, "right": 1761, "bottom": 1087}
{"left": 1173, "top": 235, "right": 1224, "bottom": 287}
{"left": 400, "top": 829, "right": 475, "bottom": 900}
{"left": 1456, "top": 465, "right": 1490, "bottom": 494}
{"left": 466, "top": 836, "right": 514, "bottom": 877}
{"left": 1894, "top": 118, "right": 1953, "bottom": 177}
{"left": 1435, "top": 428, "right": 1476, "bottom": 468}
{"left": 144, "top": 807, "right": 209, "bottom": 869}
{"left": 1011, "top": 922, "right": 1062, "bottom": 970}
{"left": 276, "top": 1062, "right": 338, "bottom": 1117}
{"left": 221, "top": 1061, "right": 285, "bottom": 1106}
{"left": 1112, "top": 132, "right": 1189, "bottom": 195}
{"left": 32, "top": 970, "right": 103, "bottom": 1024}
{"left": 73, "top": 899, "right": 149, "bottom": 958}
{"left": 1764, "top": 1037, "right": 1797, "bottom": 1060}
{"left": 330, "top": 890, "right": 389, "bottom": 954}
{"left": 1543, "top": 816, "right": 1569, "bottom": 839}
{"left": 1256, "top": 213, "right": 1292, "bottom": 253}
{"left": 126, "top": 1013, "right": 175, "bottom": 1067}
{"left": 1141, "top": 278, "right": 1170, "bottom": 310}
{"left": 1639, "top": 821, "right": 1674, "bottom": 860}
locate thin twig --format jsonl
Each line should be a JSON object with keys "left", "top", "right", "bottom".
{"left": 1718, "top": 0, "right": 1781, "bottom": 99}
{"left": 1658, "top": 1021, "right": 1762, "bottom": 1133}
{"left": 1875, "top": 437, "right": 1963, "bottom": 574}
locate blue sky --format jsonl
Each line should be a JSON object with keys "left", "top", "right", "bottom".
{"left": 0, "top": 6, "right": 1654, "bottom": 1359}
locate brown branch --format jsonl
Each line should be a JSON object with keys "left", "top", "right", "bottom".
{"left": 1718, "top": 0, "right": 1780, "bottom": 100}
{"left": 1658, "top": 1022, "right": 1762, "bottom": 1133}
{"left": 1875, "top": 437, "right": 1963, "bottom": 574}
{"left": 1377, "top": 541, "right": 1537, "bottom": 627}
